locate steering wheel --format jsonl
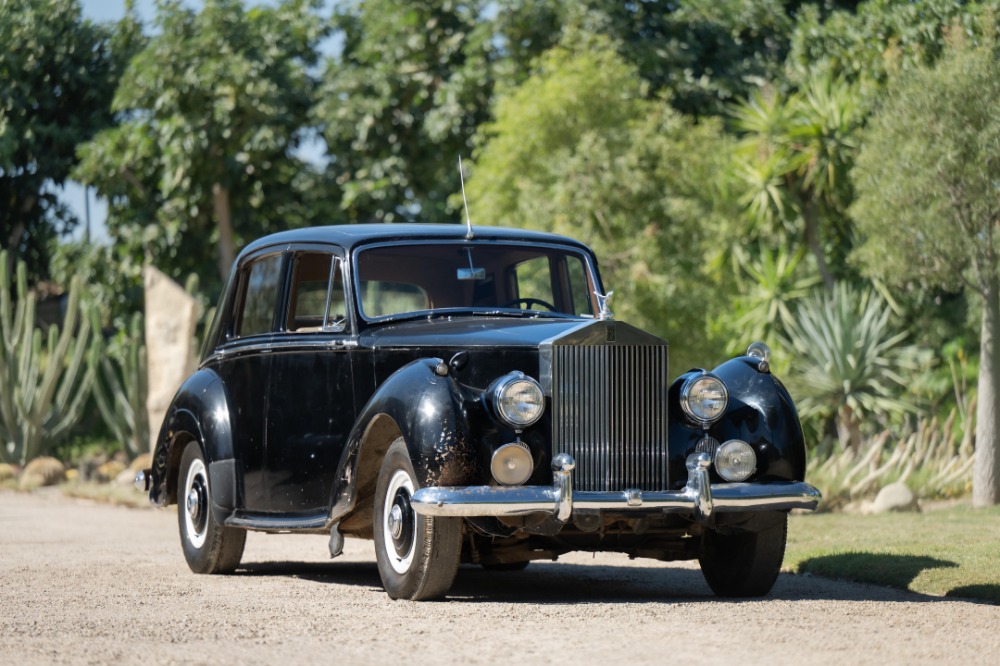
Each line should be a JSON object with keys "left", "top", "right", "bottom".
{"left": 500, "top": 297, "right": 558, "bottom": 312}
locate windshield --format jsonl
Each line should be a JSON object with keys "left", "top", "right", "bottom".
{"left": 355, "top": 242, "right": 598, "bottom": 321}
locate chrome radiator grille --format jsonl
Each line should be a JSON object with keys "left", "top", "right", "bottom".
{"left": 550, "top": 343, "right": 669, "bottom": 492}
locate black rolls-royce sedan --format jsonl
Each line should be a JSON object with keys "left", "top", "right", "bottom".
{"left": 136, "top": 224, "right": 820, "bottom": 600}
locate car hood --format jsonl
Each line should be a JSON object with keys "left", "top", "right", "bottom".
{"left": 360, "top": 316, "right": 591, "bottom": 349}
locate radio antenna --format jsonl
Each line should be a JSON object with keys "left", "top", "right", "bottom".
{"left": 458, "top": 155, "right": 474, "bottom": 239}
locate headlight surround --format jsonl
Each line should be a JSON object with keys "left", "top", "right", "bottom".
{"left": 679, "top": 372, "right": 728, "bottom": 425}
{"left": 488, "top": 372, "right": 545, "bottom": 430}
{"left": 715, "top": 439, "right": 757, "bottom": 482}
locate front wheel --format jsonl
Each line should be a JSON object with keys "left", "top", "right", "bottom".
{"left": 373, "top": 439, "right": 462, "bottom": 600}
{"left": 178, "top": 441, "right": 246, "bottom": 574}
{"left": 698, "top": 512, "right": 787, "bottom": 597}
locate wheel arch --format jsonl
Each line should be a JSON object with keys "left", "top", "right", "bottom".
{"left": 329, "top": 358, "right": 482, "bottom": 527}
{"left": 149, "top": 369, "right": 236, "bottom": 511}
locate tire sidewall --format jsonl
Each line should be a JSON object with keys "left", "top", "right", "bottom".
{"left": 698, "top": 512, "right": 788, "bottom": 598}
{"left": 373, "top": 438, "right": 462, "bottom": 600}
{"left": 177, "top": 440, "right": 245, "bottom": 574}
{"left": 374, "top": 440, "right": 425, "bottom": 599}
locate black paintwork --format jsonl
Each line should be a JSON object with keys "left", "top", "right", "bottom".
{"left": 149, "top": 224, "right": 809, "bottom": 541}
{"left": 668, "top": 357, "right": 806, "bottom": 486}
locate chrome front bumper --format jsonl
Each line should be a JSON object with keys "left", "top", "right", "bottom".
{"left": 410, "top": 453, "right": 821, "bottom": 523}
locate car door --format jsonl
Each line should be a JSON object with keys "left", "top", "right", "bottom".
{"left": 216, "top": 250, "right": 287, "bottom": 513}
{"left": 265, "top": 248, "right": 356, "bottom": 513}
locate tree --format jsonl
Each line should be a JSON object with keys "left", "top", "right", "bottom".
{"left": 465, "top": 33, "right": 733, "bottom": 372}
{"left": 569, "top": 0, "right": 803, "bottom": 117}
{"left": 730, "top": 75, "right": 862, "bottom": 290}
{"left": 788, "top": 0, "right": 991, "bottom": 95}
{"left": 316, "top": 0, "right": 564, "bottom": 225}
{"left": 74, "top": 0, "right": 327, "bottom": 293}
{"left": 851, "top": 36, "right": 1000, "bottom": 506}
{"left": 0, "top": 0, "right": 134, "bottom": 281}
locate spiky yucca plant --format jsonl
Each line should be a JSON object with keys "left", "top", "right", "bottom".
{"left": 782, "top": 282, "right": 928, "bottom": 452}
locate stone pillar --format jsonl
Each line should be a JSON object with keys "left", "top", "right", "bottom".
{"left": 144, "top": 267, "right": 198, "bottom": 451}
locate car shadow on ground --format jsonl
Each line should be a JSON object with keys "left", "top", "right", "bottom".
{"left": 235, "top": 557, "right": 991, "bottom": 605}
{"left": 798, "top": 552, "right": 998, "bottom": 606}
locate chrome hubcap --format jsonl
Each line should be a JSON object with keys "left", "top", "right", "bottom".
{"left": 388, "top": 504, "right": 404, "bottom": 539}
{"left": 187, "top": 487, "right": 202, "bottom": 522}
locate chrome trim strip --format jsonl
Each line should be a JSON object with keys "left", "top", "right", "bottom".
{"left": 410, "top": 453, "right": 822, "bottom": 521}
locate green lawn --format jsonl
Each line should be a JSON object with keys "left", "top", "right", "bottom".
{"left": 786, "top": 504, "right": 1000, "bottom": 604}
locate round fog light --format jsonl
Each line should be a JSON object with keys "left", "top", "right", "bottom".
{"left": 714, "top": 440, "right": 756, "bottom": 482}
{"left": 491, "top": 442, "right": 534, "bottom": 486}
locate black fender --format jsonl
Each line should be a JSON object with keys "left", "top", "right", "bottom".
{"left": 148, "top": 369, "right": 237, "bottom": 521}
{"left": 328, "top": 358, "right": 482, "bottom": 521}
{"left": 668, "top": 356, "right": 807, "bottom": 485}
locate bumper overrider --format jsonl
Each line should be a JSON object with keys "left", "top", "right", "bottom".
{"left": 411, "top": 452, "right": 821, "bottom": 523}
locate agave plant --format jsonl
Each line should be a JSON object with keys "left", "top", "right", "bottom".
{"left": 782, "top": 282, "right": 929, "bottom": 452}
{"left": 730, "top": 245, "right": 820, "bottom": 352}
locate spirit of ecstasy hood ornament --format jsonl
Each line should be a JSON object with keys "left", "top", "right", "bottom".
{"left": 594, "top": 290, "right": 614, "bottom": 320}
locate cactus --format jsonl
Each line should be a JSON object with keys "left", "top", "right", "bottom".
{"left": 91, "top": 311, "right": 149, "bottom": 458}
{"left": 0, "top": 250, "right": 99, "bottom": 465}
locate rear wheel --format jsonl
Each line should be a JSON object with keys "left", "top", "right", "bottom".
{"left": 178, "top": 441, "right": 245, "bottom": 574}
{"left": 374, "top": 439, "right": 462, "bottom": 600}
{"left": 698, "top": 512, "right": 787, "bottom": 597}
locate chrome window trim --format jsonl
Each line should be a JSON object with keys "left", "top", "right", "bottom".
{"left": 350, "top": 239, "right": 603, "bottom": 324}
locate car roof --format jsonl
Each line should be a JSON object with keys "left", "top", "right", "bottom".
{"left": 239, "top": 224, "right": 593, "bottom": 259}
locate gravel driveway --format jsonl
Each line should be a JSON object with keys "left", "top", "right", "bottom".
{"left": 1, "top": 490, "right": 997, "bottom": 665}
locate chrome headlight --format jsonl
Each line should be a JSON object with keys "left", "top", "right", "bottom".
{"left": 679, "top": 372, "right": 728, "bottom": 425}
{"left": 715, "top": 439, "right": 756, "bottom": 482}
{"left": 488, "top": 372, "right": 544, "bottom": 430}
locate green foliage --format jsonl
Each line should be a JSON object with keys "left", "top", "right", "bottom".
{"left": 0, "top": 250, "right": 99, "bottom": 465}
{"left": 570, "top": 0, "right": 799, "bottom": 117}
{"left": 0, "top": 0, "right": 136, "bottom": 280}
{"left": 730, "top": 75, "right": 863, "bottom": 287}
{"left": 74, "top": 0, "right": 328, "bottom": 295}
{"left": 317, "top": 0, "right": 562, "bottom": 224}
{"left": 782, "top": 283, "right": 929, "bottom": 451}
{"left": 718, "top": 245, "right": 820, "bottom": 359}
{"left": 850, "top": 31, "right": 1000, "bottom": 505}
{"left": 851, "top": 35, "right": 1000, "bottom": 295}
{"left": 466, "top": 34, "right": 733, "bottom": 372}
{"left": 788, "top": 0, "right": 992, "bottom": 96}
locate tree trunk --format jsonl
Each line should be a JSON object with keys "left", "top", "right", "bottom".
{"left": 973, "top": 271, "right": 1000, "bottom": 507}
{"left": 212, "top": 183, "right": 236, "bottom": 281}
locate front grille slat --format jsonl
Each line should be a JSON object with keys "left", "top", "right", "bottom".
{"left": 551, "top": 340, "right": 669, "bottom": 492}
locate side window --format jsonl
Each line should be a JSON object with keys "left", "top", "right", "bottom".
{"left": 287, "top": 253, "right": 347, "bottom": 333}
{"left": 238, "top": 254, "right": 284, "bottom": 338}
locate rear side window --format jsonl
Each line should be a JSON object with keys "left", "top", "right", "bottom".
{"left": 287, "top": 253, "right": 347, "bottom": 332}
{"left": 237, "top": 254, "right": 284, "bottom": 338}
